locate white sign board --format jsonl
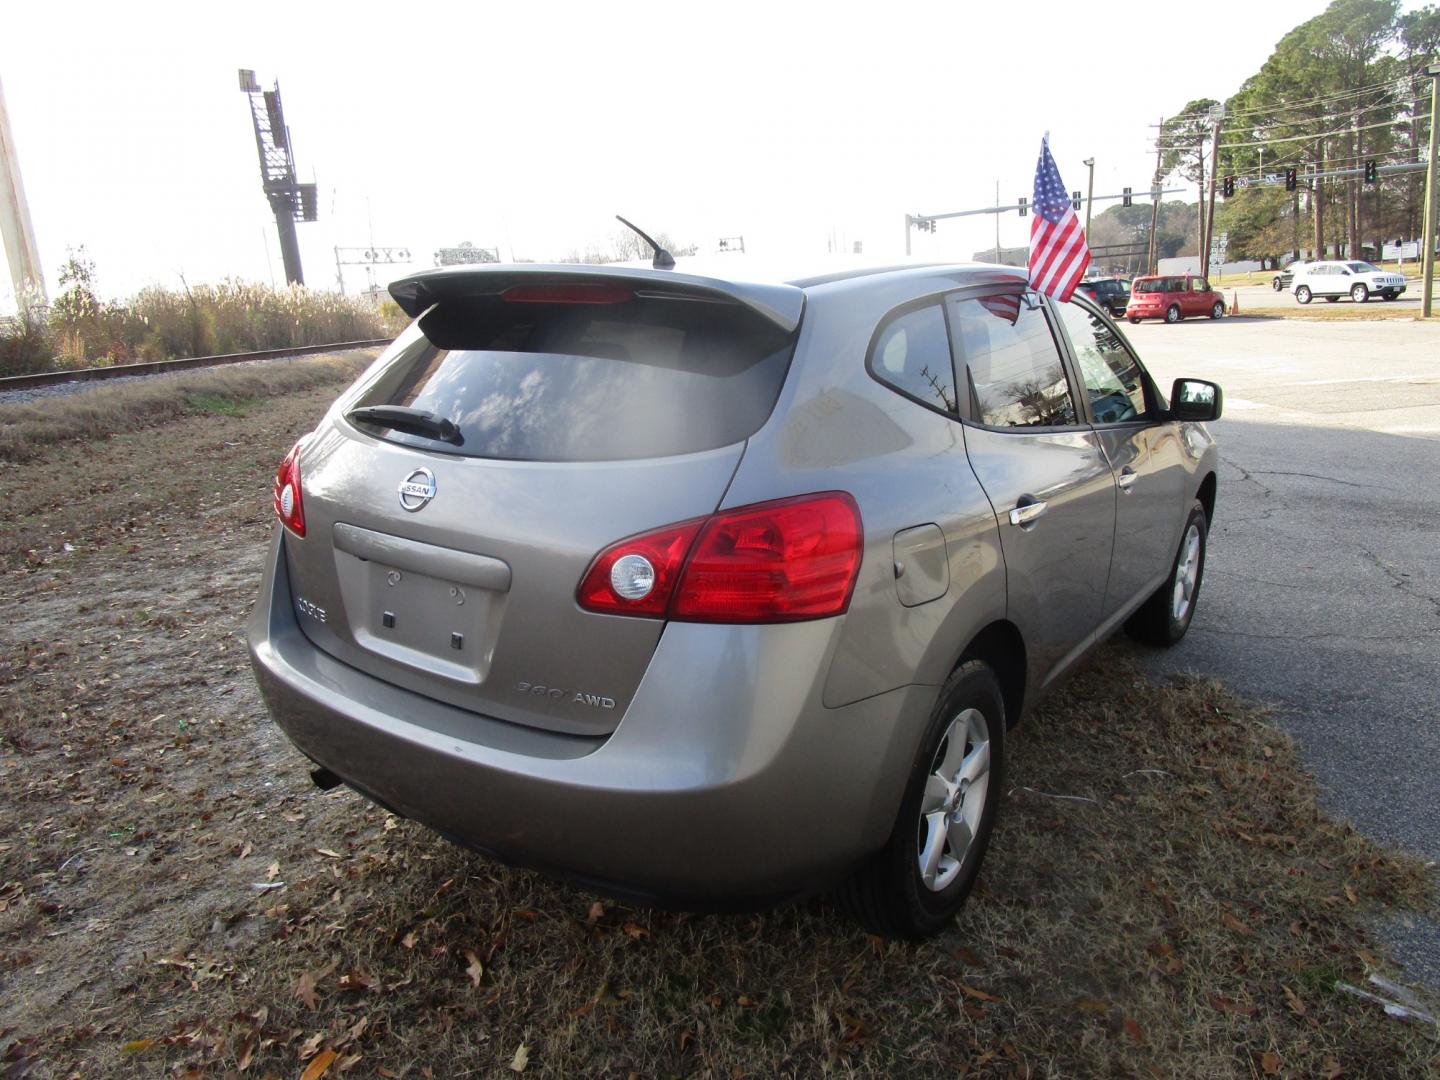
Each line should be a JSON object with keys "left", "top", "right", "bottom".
{"left": 1382, "top": 241, "right": 1419, "bottom": 260}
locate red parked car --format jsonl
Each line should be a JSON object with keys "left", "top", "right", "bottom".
{"left": 1125, "top": 275, "right": 1226, "bottom": 324}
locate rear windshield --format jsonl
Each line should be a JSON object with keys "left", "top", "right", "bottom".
{"left": 348, "top": 293, "right": 797, "bottom": 461}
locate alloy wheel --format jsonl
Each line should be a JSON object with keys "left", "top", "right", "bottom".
{"left": 1171, "top": 523, "right": 1202, "bottom": 623}
{"left": 916, "top": 708, "right": 990, "bottom": 892}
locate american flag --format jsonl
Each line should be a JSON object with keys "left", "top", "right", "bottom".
{"left": 1028, "top": 135, "right": 1091, "bottom": 302}
{"left": 979, "top": 293, "right": 1021, "bottom": 324}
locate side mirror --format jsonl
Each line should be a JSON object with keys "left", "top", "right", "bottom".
{"left": 1170, "top": 378, "right": 1222, "bottom": 422}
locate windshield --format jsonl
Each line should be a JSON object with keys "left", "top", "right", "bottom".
{"left": 1346, "top": 262, "right": 1379, "bottom": 274}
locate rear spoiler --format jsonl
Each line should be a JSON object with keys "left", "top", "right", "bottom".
{"left": 388, "top": 265, "right": 806, "bottom": 335}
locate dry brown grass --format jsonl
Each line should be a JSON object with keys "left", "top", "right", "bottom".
{"left": 1229, "top": 305, "right": 1422, "bottom": 322}
{"left": 0, "top": 381, "right": 1436, "bottom": 1078}
{"left": 0, "top": 350, "right": 377, "bottom": 463}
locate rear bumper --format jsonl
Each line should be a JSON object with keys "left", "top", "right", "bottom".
{"left": 247, "top": 529, "right": 934, "bottom": 903}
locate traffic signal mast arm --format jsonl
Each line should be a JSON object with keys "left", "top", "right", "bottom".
{"left": 909, "top": 186, "right": 1185, "bottom": 229}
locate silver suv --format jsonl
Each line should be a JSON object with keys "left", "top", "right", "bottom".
{"left": 248, "top": 260, "right": 1221, "bottom": 938}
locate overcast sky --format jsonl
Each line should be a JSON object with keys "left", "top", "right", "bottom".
{"left": 0, "top": 0, "right": 1388, "bottom": 306}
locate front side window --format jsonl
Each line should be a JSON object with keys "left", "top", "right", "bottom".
{"left": 1192, "top": 278, "right": 1210, "bottom": 292}
{"left": 1347, "top": 262, "right": 1379, "bottom": 274}
{"left": 867, "top": 302, "right": 958, "bottom": 415}
{"left": 950, "top": 292, "right": 1078, "bottom": 429}
{"left": 1054, "top": 300, "right": 1150, "bottom": 424}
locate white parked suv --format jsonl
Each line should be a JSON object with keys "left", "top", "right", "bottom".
{"left": 1291, "top": 260, "right": 1406, "bottom": 304}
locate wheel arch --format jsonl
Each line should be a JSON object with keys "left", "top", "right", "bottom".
{"left": 1195, "top": 471, "right": 1217, "bottom": 524}
{"left": 957, "top": 620, "right": 1027, "bottom": 729}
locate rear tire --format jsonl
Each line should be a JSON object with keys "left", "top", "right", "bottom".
{"left": 1351, "top": 283, "right": 1369, "bottom": 303}
{"left": 1325, "top": 296, "right": 1339, "bottom": 303}
{"left": 1165, "top": 305, "right": 1181, "bottom": 323}
{"left": 1210, "top": 301, "right": 1224, "bottom": 319}
{"left": 1124, "top": 500, "right": 1208, "bottom": 647}
{"left": 836, "top": 660, "right": 1006, "bottom": 940}
{"left": 1128, "top": 316, "right": 1141, "bottom": 324}
{"left": 1295, "top": 286, "right": 1312, "bottom": 304}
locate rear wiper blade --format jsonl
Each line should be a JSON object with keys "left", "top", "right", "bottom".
{"left": 347, "top": 405, "right": 463, "bottom": 445}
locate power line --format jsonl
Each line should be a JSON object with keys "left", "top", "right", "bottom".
{"left": 1153, "top": 100, "right": 1415, "bottom": 150}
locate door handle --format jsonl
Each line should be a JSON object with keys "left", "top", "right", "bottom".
{"left": 1118, "top": 467, "right": 1138, "bottom": 491}
{"left": 1008, "top": 500, "right": 1048, "bottom": 527}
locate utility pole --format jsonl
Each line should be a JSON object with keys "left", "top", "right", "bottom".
{"left": 994, "top": 181, "right": 1001, "bottom": 262}
{"left": 1148, "top": 116, "right": 1164, "bottom": 273}
{"left": 0, "top": 74, "right": 45, "bottom": 310}
{"left": 1422, "top": 62, "right": 1439, "bottom": 319}
{"left": 1083, "top": 157, "right": 1095, "bottom": 237}
{"left": 1202, "top": 105, "right": 1224, "bottom": 280}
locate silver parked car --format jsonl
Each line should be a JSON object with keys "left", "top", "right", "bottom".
{"left": 248, "top": 258, "right": 1221, "bottom": 938}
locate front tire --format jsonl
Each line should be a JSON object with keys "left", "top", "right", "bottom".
{"left": 1124, "top": 499, "right": 1208, "bottom": 647}
{"left": 1128, "top": 316, "right": 1141, "bottom": 324}
{"left": 1272, "top": 278, "right": 1283, "bottom": 291}
{"left": 1165, "top": 304, "right": 1181, "bottom": 323}
{"left": 1351, "top": 283, "right": 1369, "bottom": 303}
{"left": 1295, "top": 286, "right": 1312, "bottom": 304}
{"left": 836, "top": 660, "right": 1006, "bottom": 940}
{"left": 1210, "top": 301, "right": 1225, "bottom": 319}
{"left": 1382, "top": 290, "right": 1398, "bottom": 301}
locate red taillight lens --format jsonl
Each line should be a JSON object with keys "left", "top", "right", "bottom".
{"left": 502, "top": 284, "right": 634, "bottom": 304}
{"left": 576, "top": 493, "right": 863, "bottom": 624}
{"left": 273, "top": 441, "right": 305, "bottom": 537}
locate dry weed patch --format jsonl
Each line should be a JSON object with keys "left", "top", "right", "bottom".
{"left": 0, "top": 382, "right": 1435, "bottom": 1078}
{"left": 0, "top": 349, "right": 377, "bottom": 462}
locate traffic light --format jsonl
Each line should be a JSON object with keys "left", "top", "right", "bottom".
{"left": 1364, "top": 159, "right": 1378, "bottom": 184}
{"left": 1122, "top": 186, "right": 1132, "bottom": 207}
{"left": 1018, "top": 197, "right": 1028, "bottom": 218}
{"left": 1285, "top": 167, "right": 1298, "bottom": 192}
{"left": 1071, "top": 191, "right": 1082, "bottom": 211}
{"left": 1222, "top": 176, "right": 1235, "bottom": 198}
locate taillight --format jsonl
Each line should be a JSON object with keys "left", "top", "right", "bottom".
{"left": 273, "top": 441, "right": 305, "bottom": 537}
{"left": 576, "top": 519, "right": 703, "bottom": 617}
{"left": 576, "top": 493, "right": 863, "bottom": 624}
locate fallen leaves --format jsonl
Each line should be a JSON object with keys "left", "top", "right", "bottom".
{"left": 956, "top": 983, "right": 1000, "bottom": 1003}
{"left": 464, "top": 950, "right": 484, "bottom": 988}
{"left": 1283, "top": 985, "right": 1307, "bottom": 1017}
{"left": 299, "top": 1049, "right": 338, "bottom": 1080}
{"left": 1222, "top": 911, "right": 1252, "bottom": 936}
{"left": 295, "top": 970, "right": 319, "bottom": 1011}
{"left": 509, "top": 1043, "right": 530, "bottom": 1072}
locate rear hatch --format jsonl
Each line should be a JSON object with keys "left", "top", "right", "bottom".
{"left": 284, "top": 266, "right": 804, "bottom": 737}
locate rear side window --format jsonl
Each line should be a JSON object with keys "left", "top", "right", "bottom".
{"left": 949, "top": 292, "right": 1078, "bottom": 428}
{"left": 867, "top": 302, "right": 958, "bottom": 415}
{"left": 349, "top": 293, "right": 796, "bottom": 461}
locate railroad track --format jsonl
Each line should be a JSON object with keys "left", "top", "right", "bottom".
{"left": 0, "top": 339, "right": 393, "bottom": 393}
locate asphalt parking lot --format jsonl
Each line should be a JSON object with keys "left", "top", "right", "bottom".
{"left": 1125, "top": 313, "right": 1440, "bottom": 985}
